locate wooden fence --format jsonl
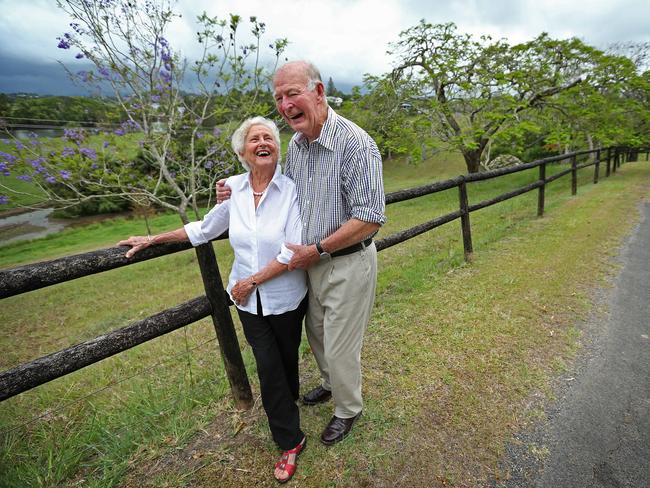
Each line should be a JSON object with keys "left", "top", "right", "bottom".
{"left": 0, "top": 145, "right": 645, "bottom": 408}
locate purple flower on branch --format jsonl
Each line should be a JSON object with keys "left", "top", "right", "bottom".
{"left": 59, "top": 170, "right": 71, "bottom": 180}
{"left": 62, "top": 147, "right": 76, "bottom": 157}
{"left": 114, "top": 128, "right": 125, "bottom": 136}
{"left": 79, "top": 147, "right": 97, "bottom": 160}
{"left": 45, "top": 176, "right": 56, "bottom": 184}
{"left": 17, "top": 175, "right": 32, "bottom": 182}
{"left": 75, "top": 53, "right": 84, "bottom": 59}
{"left": 0, "top": 195, "right": 9, "bottom": 204}
{"left": 102, "top": 141, "right": 110, "bottom": 148}
{"left": 15, "top": 141, "right": 24, "bottom": 151}
{"left": 0, "top": 162, "right": 10, "bottom": 176}
{"left": 57, "top": 38, "right": 71, "bottom": 49}
{"left": 0, "top": 151, "right": 17, "bottom": 164}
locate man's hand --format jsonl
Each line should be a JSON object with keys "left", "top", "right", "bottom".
{"left": 216, "top": 178, "right": 232, "bottom": 204}
{"left": 286, "top": 243, "right": 320, "bottom": 271}
{"left": 117, "top": 236, "right": 152, "bottom": 258}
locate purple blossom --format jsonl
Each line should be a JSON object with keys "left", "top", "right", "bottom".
{"left": 64, "top": 128, "right": 85, "bottom": 145}
{"left": 0, "top": 195, "right": 9, "bottom": 204}
{"left": 213, "top": 127, "right": 222, "bottom": 137}
{"left": 57, "top": 38, "right": 71, "bottom": 49}
{"left": 79, "top": 147, "right": 97, "bottom": 160}
{"left": 15, "top": 141, "right": 24, "bottom": 151}
{"left": 0, "top": 151, "right": 17, "bottom": 164}
{"left": 99, "top": 67, "right": 111, "bottom": 78}
{"left": 91, "top": 163, "right": 99, "bottom": 169}
{"left": 75, "top": 53, "right": 84, "bottom": 59}
{"left": 204, "top": 160, "right": 214, "bottom": 169}
{"left": 77, "top": 70, "right": 92, "bottom": 83}
{"left": 196, "top": 131, "right": 203, "bottom": 139}
{"left": 114, "top": 128, "right": 125, "bottom": 136}
{"left": 62, "top": 146, "right": 76, "bottom": 157}
{"left": 30, "top": 157, "right": 46, "bottom": 169}
{"left": 151, "top": 94, "right": 161, "bottom": 102}
{"left": 59, "top": 170, "right": 71, "bottom": 180}
{"left": 102, "top": 141, "right": 110, "bottom": 148}
{"left": 45, "top": 176, "right": 56, "bottom": 184}
{"left": 0, "top": 162, "right": 10, "bottom": 176}
{"left": 17, "top": 175, "right": 32, "bottom": 182}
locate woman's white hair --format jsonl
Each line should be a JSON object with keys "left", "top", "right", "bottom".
{"left": 231, "top": 116, "right": 281, "bottom": 171}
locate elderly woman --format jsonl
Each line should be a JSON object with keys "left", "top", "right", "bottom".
{"left": 118, "top": 117, "right": 307, "bottom": 484}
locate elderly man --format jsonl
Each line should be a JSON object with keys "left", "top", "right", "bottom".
{"left": 219, "top": 60, "right": 385, "bottom": 445}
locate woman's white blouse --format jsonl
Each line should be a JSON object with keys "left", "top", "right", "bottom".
{"left": 184, "top": 165, "right": 307, "bottom": 315}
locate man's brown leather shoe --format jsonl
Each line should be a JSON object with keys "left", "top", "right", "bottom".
{"left": 320, "top": 412, "right": 362, "bottom": 445}
{"left": 302, "top": 385, "right": 332, "bottom": 406}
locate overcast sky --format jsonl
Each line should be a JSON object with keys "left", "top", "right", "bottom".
{"left": 1, "top": 0, "right": 649, "bottom": 95}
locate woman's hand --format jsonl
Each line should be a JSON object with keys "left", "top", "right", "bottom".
{"left": 117, "top": 235, "right": 153, "bottom": 258}
{"left": 231, "top": 276, "right": 256, "bottom": 306}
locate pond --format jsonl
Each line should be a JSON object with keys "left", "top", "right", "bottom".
{"left": 0, "top": 208, "right": 67, "bottom": 245}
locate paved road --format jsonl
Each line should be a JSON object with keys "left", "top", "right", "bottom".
{"left": 498, "top": 201, "right": 650, "bottom": 488}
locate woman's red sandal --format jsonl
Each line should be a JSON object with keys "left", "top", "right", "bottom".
{"left": 274, "top": 437, "right": 306, "bottom": 484}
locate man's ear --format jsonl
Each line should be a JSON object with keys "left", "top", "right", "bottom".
{"left": 315, "top": 81, "right": 326, "bottom": 99}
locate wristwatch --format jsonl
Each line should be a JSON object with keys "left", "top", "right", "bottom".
{"left": 315, "top": 241, "right": 330, "bottom": 259}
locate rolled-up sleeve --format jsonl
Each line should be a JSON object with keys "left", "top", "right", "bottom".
{"left": 184, "top": 200, "right": 230, "bottom": 246}
{"left": 277, "top": 187, "right": 303, "bottom": 264}
{"left": 344, "top": 144, "right": 387, "bottom": 225}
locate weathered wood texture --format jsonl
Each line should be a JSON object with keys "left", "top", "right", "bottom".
{"left": 375, "top": 211, "right": 462, "bottom": 251}
{"left": 0, "top": 295, "right": 212, "bottom": 402}
{"left": 193, "top": 244, "right": 253, "bottom": 409}
{"left": 0, "top": 234, "right": 227, "bottom": 299}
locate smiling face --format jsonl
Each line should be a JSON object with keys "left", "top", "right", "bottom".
{"left": 241, "top": 124, "right": 279, "bottom": 172}
{"left": 273, "top": 63, "right": 328, "bottom": 142}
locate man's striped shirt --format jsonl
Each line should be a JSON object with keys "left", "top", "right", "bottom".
{"left": 284, "top": 107, "right": 386, "bottom": 245}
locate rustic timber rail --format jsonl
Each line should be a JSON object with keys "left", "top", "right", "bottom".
{"left": 0, "top": 145, "right": 645, "bottom": 406}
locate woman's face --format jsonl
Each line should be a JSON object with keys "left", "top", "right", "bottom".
{"left": 241, "top": 124, "right": 279, "bottom": 171}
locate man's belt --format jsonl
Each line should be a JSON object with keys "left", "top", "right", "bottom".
{"left": 331, "top": 238, "right": 373, "bottom": 258}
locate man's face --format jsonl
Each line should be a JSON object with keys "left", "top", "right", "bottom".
{"left": 273, "top": 65, "right": 324, "bottom": 141}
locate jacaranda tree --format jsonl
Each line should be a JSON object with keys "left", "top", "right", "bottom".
{"left": 0, "top": 0, "right": 287, "bottom": 223}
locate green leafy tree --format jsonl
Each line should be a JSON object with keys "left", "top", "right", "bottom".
{"left": 389, "top": 21, "right": 617, "bottom": 173}
{"left": 0, "top": 0, "right": 287, "bottom": 222}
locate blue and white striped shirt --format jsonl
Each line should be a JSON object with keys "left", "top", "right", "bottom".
{"left": 285, "top": 107, "right": 386, "bottom": 245}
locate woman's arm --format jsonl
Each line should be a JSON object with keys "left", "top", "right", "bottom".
{"left": 117, "top": 228, "right": 189, "bottom": 258}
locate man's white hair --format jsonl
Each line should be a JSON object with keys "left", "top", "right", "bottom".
{"left": 274, "top": 60, "right": 324, "bottom": 93}
{"left": 231, "top": 116, "right": 281, "bottom": 171}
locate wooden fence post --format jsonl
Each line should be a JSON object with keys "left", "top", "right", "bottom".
{"left": 594, "top": 149, "right": 600, "bottom": 184}
{"left": 194, "top": 244, "right": 253, "bottom": 410}
{"left": 538, "top": 162, "right": 546, "bottom": 216}
{"left": 613, "top": 148, "right": 618, "bottom": 173}
{"left": 458, "top": 178, "right": 473, "bottom": 262}
{"left": 606, "top": 147, "right": 612, "bottom": 177}
{"left": 571, "top": 155, "right": 577, "bottom": 195}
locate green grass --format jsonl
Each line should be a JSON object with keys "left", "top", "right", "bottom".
{"left": 0, "top": 151, "right": 647, "bottom": 487}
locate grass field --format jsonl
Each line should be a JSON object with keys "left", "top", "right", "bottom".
{"left": 1, "top": 151, "right": 648, "bottom": 487}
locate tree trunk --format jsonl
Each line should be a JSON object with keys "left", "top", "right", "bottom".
{"left": 463, "top": 149, "right": 482, "bottom": 174}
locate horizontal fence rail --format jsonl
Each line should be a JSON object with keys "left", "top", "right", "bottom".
{"left": 0, "top": 296, "right": 212, "bottom": 402}
{"left": 0, "top": 145, "right": 646, "bottom": 404}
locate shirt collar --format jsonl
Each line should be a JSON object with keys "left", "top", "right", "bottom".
{"left": 236, "top": 163, "right": 283, "bottom": 191}
{"left": 295, "top": 107, "right": 337, "bottom": 151}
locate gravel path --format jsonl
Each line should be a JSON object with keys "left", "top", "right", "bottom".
{"left": 495, "top": 201, "right": 650, "bottom": 488}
